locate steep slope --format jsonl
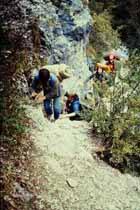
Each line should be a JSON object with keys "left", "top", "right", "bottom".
{"left": 27, "top": 104, "right": 140, "bottom": 210}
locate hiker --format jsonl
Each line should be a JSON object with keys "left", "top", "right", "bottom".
{"left": 64, "top": 92, "right": 82, "bottom": 115}
{"left": 31, "top": 68, "right": 61, "bottom": 121}
{"left": 95, "top": 64, "right": 105, "bottom": 82}
{"left": 86, "top": 53, "right": 120, "bottom": 83}
{"left": 85, "top": 63, "right": 107, "bottom": 83}
{"left": 104, "top": 53, "right": 120, "bottom": 74}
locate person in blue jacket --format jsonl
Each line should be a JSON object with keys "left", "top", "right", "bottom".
{"left": 32, "top": 68, "right": 61, "bottom": 120}
{"left": 65, "top": 92, "right": 82, "bottom": 114}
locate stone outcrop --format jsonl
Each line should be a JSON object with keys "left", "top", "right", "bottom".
{"left": 0, "top": 0, "right": 92, "bottom": 96}
{"left": 25, "top": 0, "right": 92, "bottom": 93}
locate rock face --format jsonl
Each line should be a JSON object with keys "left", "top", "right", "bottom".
{"left": 0, "top": 0, "right": 92, "bottom": 96}
{"left": 25, "top": 0, "right": 92, "bottom": 91}
{"left": 30, "top": 0, "right": 92, "bottom": 71}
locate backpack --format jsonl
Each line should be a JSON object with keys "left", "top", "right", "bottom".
{"left": 41, "top": 64, "right": 72, "bottom": 82}
{"left": 96, "top": 63, "right": 111, "bottom": 73}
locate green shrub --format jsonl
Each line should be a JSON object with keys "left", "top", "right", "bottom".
{"left": 88, "top": 11, "right": 120, "bottom": 59}
{"left": 84, "top": 51, "right": 140, "bottom": 174}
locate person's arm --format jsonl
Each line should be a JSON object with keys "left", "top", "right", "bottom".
{"left": 84, "top": 64, "right": 97, "bottom": 84}
{"left": 65, "top": 99, "right": 71, "bottom": 112}
{"left": 31, "top": 72, "right": 40, "bottom": 98}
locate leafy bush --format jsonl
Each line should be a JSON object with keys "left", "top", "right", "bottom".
{"left": 87, "top": 2, "right": 140, "bottom": 174}
{"left": 88, "top": 11, "right": 120, "bottom": 60}
{"left": 84, "top": 51, "right": 140, "bottom": 174}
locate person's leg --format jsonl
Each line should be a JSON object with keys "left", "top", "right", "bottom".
{"left": 53, "top": 97, "right": 61, "bottom": 120}
{"left": 44, "top": 99, "right": 53, "bottom": 118}
{"left": 72, "top": 100, "right": 80, "bottom": 114}
{"left": 69, "top": 100, "right": 81, "bottom": 121}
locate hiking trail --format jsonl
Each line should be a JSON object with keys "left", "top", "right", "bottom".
{"left": 27, "top": 105, "right": 140, "bottom": 210}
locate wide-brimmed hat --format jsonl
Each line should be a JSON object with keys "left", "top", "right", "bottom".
{"left": 104, "top": 52, "right": 120, "bottom": 61}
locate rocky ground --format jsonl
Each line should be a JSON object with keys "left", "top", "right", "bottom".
{"left": 26, "top": 104, "right": 140, "bottom": 210}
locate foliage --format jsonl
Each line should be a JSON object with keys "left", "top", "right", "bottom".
{"left": 111, "top": 0, "right": 140, "bottom": 49}
{"left": 1, "top": 99, "right": 27, "bottom": 140}
{"left": 89, "top": 0, "right": 140, "bottom": 49}
{"left": 86, "top": 1, "right": 140, "bottom": 174}
{"left": 0, "top": 1, "right": 44, "bottom": 209}
{"left": 88, "top": 6, "right": 120, "bottom": 61}
{"left": 85, "top": 51, "right": 140, "bottom": 174}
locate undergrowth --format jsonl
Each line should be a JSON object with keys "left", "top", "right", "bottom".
{"left": 83, "top": 51, "right": 140, "bottom": 175}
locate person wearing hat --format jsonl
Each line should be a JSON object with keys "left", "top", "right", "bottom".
{"left": 104, "top": 53, "right": 120, "bottom": 74}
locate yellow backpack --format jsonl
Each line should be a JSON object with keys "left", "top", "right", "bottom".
{"left": 96, "top": 63, "right": 111, "bottom": 73}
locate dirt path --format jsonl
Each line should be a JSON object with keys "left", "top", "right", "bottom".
{"left": 27, "top": 105, "right": 140, "bottom": 210}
